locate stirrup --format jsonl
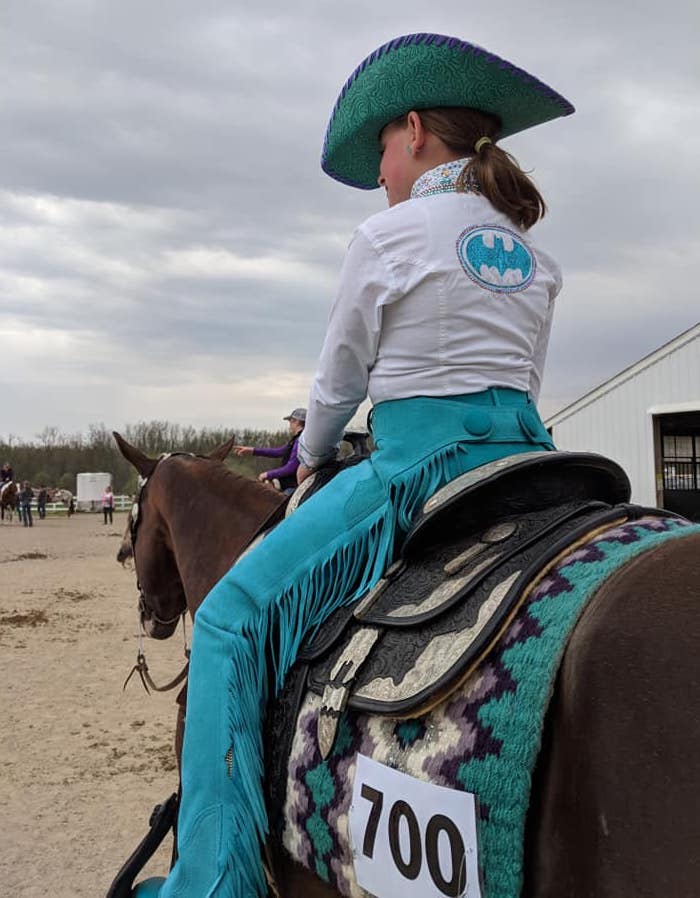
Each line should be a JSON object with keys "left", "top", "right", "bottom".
{"left": 105, "top": 793, "right": 178, "bottom": 898}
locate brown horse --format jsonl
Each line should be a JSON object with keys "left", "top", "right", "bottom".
{"left": 113, "top": 433, "right": 700, "bottom": 898}
{"left": 0, "top": 481, "right": 18, "bottom": 522}
{"left": 114, "top": 434, "right": 287, "bottom": 771}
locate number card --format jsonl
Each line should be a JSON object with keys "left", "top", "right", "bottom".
{"left": 349, "top": 754, "right": 482, "bottom": 898}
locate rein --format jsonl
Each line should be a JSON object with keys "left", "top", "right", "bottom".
{"left": 123, "top": 612, "right": 190, "bottom": 694}
{"left": 123, "top": 453, "right": 193, "bottom": 696}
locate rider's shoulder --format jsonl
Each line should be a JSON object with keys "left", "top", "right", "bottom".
{"left": 359, "top": 197, "right": 421, "bottom": 233}
{"left": 354, "top": 199, "right": 429, "bottom": 259}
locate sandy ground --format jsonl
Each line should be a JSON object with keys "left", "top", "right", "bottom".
{"left": 1, "top": 512, "right": 186, "bottom": 897}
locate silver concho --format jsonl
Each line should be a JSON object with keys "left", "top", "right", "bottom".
{"left": 482, "top": 521, "right": 518, "bottom": 544}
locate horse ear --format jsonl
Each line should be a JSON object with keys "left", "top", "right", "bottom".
{"left": 208, "top": 435, "right": 237, "bottom": 463}
{"left": 112, "top": 432, "right": 159, "bottom": 478}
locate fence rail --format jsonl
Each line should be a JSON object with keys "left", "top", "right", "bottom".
{"left": 12, "top": 495, "right": 133, "bottom": 515}
{"left": 75, "top": 495, "right": 132, "bottom": 512}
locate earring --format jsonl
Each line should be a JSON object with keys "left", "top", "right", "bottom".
{"left": 405, "top": 146, "right": 413, "bottom": 155}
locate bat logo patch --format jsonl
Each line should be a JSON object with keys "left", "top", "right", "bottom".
{"left": 456, "top": 225, "right": 536, "bottom": 293}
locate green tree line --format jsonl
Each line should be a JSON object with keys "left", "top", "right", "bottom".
{"left": 0, "top": 422, "right": 289, "bottom": 495}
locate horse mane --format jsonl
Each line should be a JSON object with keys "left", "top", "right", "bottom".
{"left": 159, "top": 453, "right": 286, "bottom": 518}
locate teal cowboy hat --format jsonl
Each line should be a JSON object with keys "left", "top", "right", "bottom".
{"left": 321, "top": 33, "right": 574, "bottom": 190}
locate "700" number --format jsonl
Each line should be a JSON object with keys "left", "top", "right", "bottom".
{"left": 359, "top": 783, "right": 467, "bottom": 897}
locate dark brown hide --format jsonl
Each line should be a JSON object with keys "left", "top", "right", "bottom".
{"left": 523, "top": 532, "right": 700, "bottom": 898}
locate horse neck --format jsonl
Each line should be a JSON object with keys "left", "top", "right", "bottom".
{"left": 156, "top": 458, "right": 285, "bottom": 612}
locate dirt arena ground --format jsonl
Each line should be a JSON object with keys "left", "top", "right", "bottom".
{"left": 1, "top": 512, "right": 185, "bottom": 897}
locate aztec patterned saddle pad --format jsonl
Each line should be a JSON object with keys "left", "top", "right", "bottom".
{"left": 262, "top": 452, "right": 697, "bottom": 897}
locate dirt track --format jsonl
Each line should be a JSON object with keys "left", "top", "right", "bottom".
{"left": 1, "top": 512, "right": 185, "bottom": 897}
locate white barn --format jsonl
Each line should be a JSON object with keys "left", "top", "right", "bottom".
{"left": 545, "top": 322, "right": 700, "bottom": 521}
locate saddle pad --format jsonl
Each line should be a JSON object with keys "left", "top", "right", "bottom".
{"left": 279, "top": 514, "right": 699, "bottom": 898}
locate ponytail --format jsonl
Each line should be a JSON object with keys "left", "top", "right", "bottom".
{"left": 416, "top": 107, "right": 547, "bottom": 230}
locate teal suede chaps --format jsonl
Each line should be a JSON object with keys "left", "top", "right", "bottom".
{"left": 134, "top": 389, "right": 553, "bottom": 898}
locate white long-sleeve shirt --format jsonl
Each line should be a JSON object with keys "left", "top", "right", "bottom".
{"left": 298, "top": 162, "right": 562, "bottom": 467}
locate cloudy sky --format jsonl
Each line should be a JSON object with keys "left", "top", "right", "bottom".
{"left": 2, "top": 0, "right": 698, "bottom": 441}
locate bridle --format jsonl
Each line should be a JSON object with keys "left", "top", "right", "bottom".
{"left": 123, "top": 453, "right": 192, "bottom": 695}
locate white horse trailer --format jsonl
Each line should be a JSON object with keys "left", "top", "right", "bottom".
{"left": 76, "top": 472, "right": 112, "bottom": 512}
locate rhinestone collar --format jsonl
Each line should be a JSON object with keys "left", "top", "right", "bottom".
{"left": 410, "top": 158, "right": 478, "bottom": 199}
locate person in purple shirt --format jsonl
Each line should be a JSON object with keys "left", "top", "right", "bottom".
{"left": 233, "top": 408, "right": 306, "bottom": 493}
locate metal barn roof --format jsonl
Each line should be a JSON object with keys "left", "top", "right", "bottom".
{"left": 546, "top": 321, "right": 700, "bottom": 428}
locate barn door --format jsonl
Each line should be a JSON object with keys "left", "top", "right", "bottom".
{"left": 660, "top": 416, "right": 700, "bottom": 521}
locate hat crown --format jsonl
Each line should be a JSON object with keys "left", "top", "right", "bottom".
{"left": 321, "top": 33, "right": 574, "bottom": 190}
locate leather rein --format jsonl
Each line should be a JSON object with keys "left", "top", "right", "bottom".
{"left": 123, "top": 453, "right": 191, "bottom": 695}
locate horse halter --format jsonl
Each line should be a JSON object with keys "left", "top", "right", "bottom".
{"left": 124, "top": 452, "right": 191, "bottom": 695}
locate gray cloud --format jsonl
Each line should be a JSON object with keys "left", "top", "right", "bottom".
{"left": 1, "top": 0, "right": 698, "bottom": 439}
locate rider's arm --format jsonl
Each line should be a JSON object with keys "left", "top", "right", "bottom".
{"left": 298, "top": 228, "right": 395, "bottom": 468}
{"left": 253, "top": 445, "right": 287, "bottom": 459}
{"left": 261, "top": 439, "right": 300, "bottom": 481}
{"left": 528, "top": 298, "right": 555, "bottom": 403}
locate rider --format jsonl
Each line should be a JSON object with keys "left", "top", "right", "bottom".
{"left": 0, "top": 462, "right": 14, "bottom": 496}
{"left": 233, "top": 408, "right": 306, "bottom": 493}
{"left": 134, "top": 33, "right": 573, "bottom": 898}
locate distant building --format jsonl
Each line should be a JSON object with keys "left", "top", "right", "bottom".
{"left": 546, "top": 322, "right": 700, "bottom": 521}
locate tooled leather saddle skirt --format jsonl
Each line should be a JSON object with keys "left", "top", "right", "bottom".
{"left": 264, "top": 450, "right": 648, "bottom": 826}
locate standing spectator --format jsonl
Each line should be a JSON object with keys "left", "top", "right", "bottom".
{"left": 102, "top": 485, "right": 114, "bottom": 525}
{"left": 37, "top": 486, "right": 48, "bottom": 520}
{"left": 233, "top": 408, "right": 306, "bottom": 493}
{"left": 20, "top": 480, "right": 33, "bottom": 528}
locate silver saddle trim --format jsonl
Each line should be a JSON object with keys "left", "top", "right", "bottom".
{"left": 285, "top": 473, "right": 320, "bottom": 518}
{"left": 384, "top": 552, "right": 503, "bottom": 620}
{"left": 352, "top": 571, "right": 520, "bottom": 707}
{"left": 383, "top": 521, "right": 519, "bottom": 620}
{"left": 423, "top": 451, "right": 553, "bottom": 515}
{"left": 317, "top": 626, "right": 381, "bottom": 759}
